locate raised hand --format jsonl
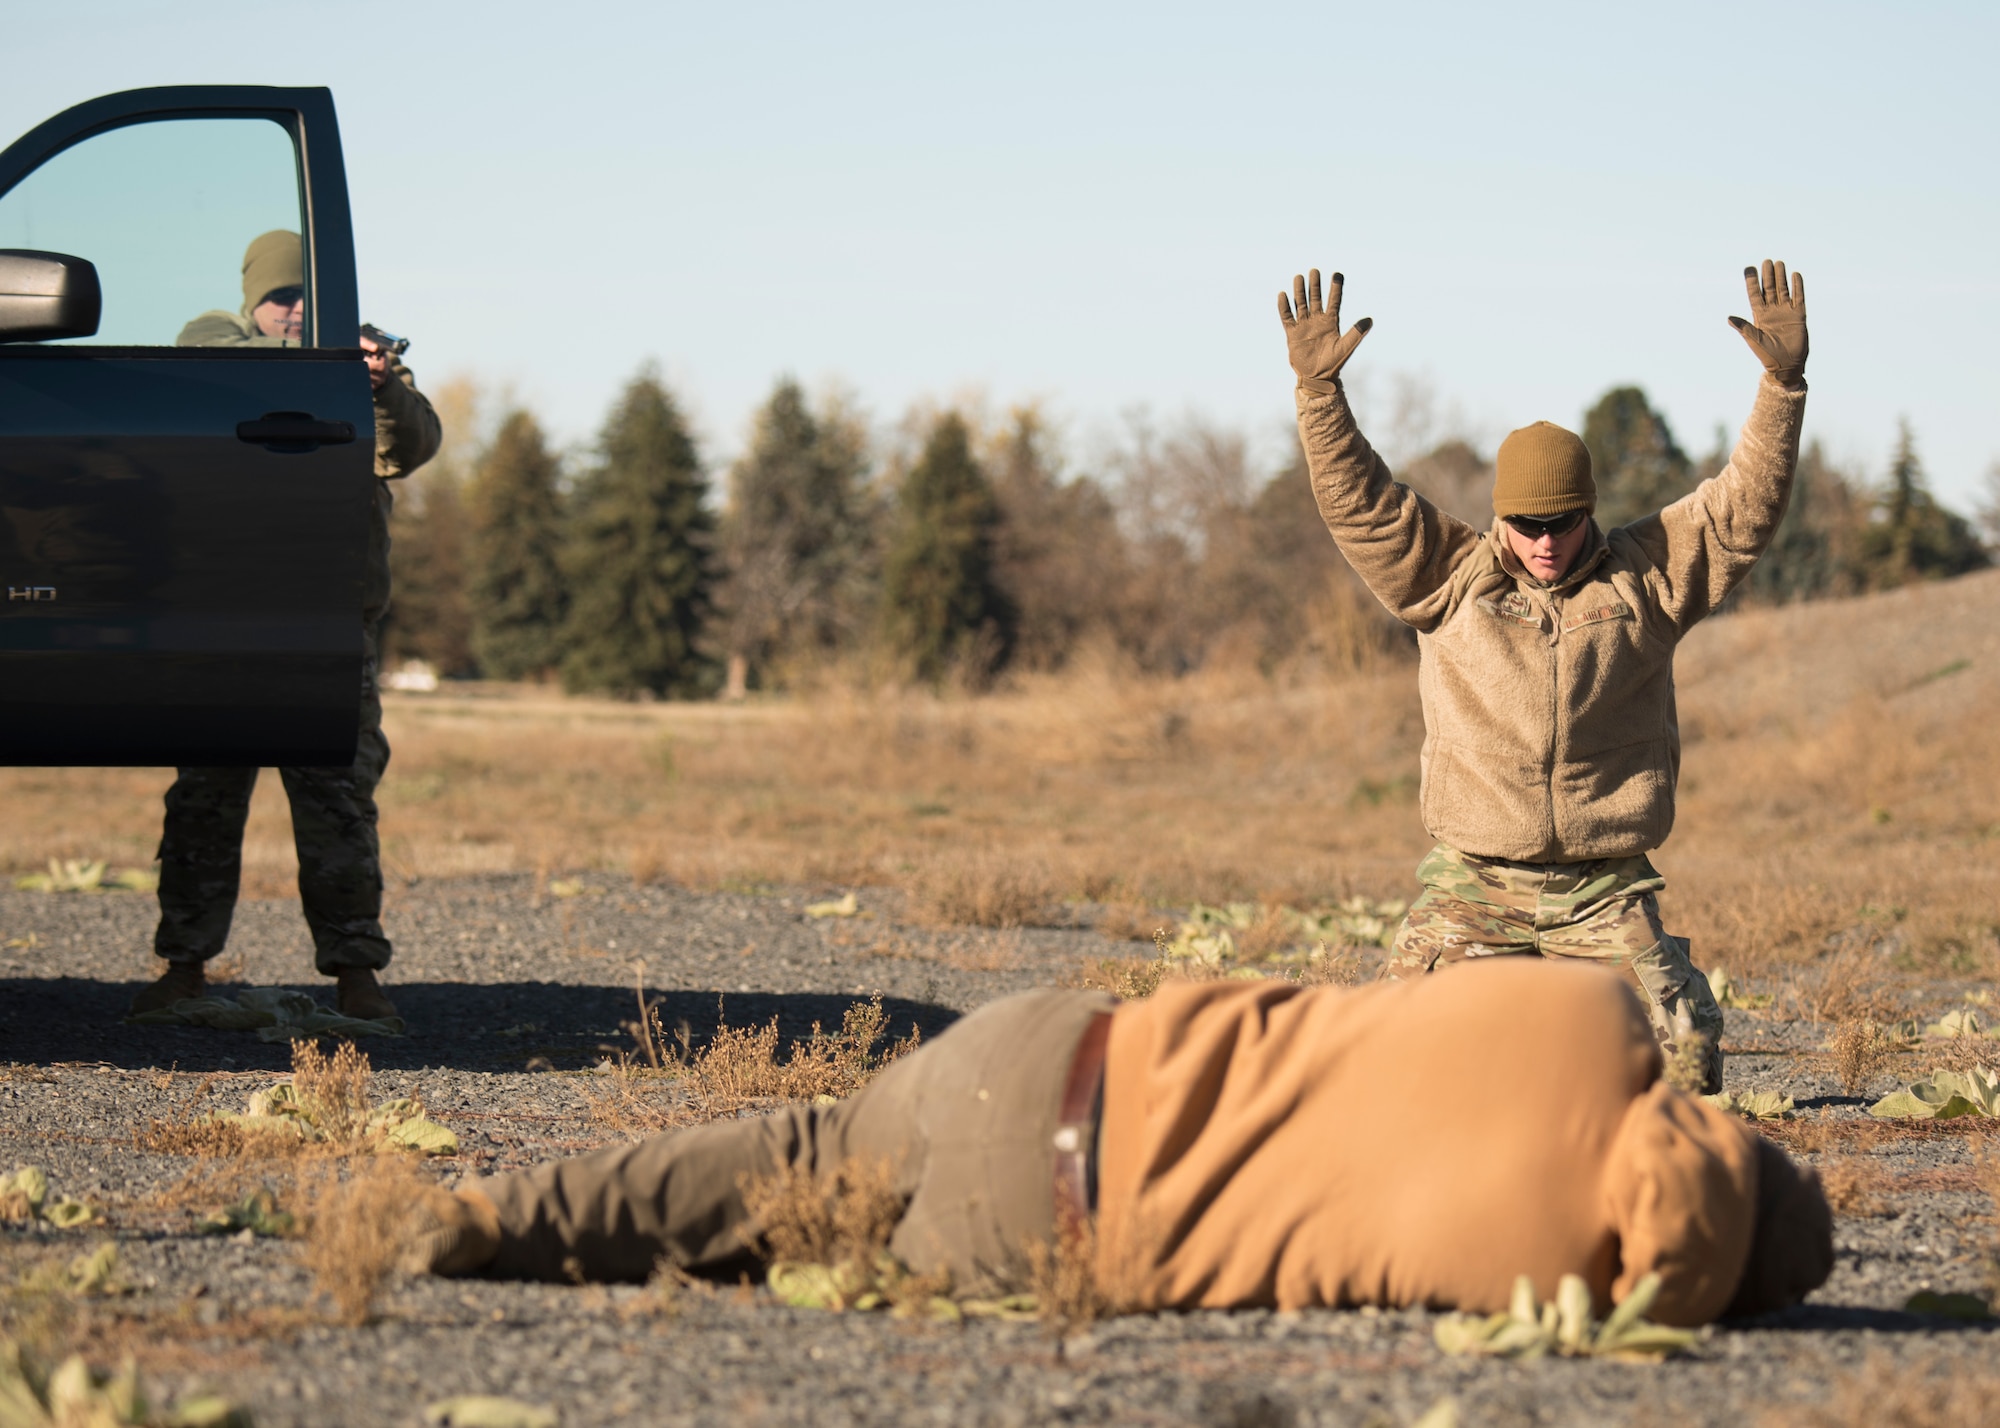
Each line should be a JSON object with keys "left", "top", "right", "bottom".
{"left": 1727, "top": 260, "right": 1807, "bottom": 388}
{"left": 1278, "top": 268, "right": 1373, "bottom": 392}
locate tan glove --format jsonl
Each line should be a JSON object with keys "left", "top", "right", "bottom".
{"left": 1727, "top": 259, "right": 1808, "bottom": 389}
{"left": 1278, "top": 268, "right": 1373, "bottom": 394}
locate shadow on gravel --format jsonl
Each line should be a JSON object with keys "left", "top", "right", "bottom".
{"left": 1736, "top": 1303, "right": 2000, "bottom": 1336}
{"left": 1793, "top": 1095, "right": 1872, "bottom": 1111}
{"left": 0, "top": 976, "right": 959, "bottom": 1075}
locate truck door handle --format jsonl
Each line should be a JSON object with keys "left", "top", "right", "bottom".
{"left": 236, "top": 412, "right": 358, "bottom": 453}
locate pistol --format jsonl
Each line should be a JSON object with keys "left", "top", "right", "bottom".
{"left": 358, "top": 323, "right": 410, "bottom": 357}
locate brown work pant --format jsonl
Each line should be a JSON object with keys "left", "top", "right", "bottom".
{"left": 473, "top": 987, "right": 1114, "bottom": 1288}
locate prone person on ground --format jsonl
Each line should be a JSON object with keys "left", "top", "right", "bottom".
{"left": 130, "top": 230, "right": 442, "bottom": 1023}
{"left": 406, "top": 965, "right": 1831, "bottom": 1326}
{"left": 1278, "top": 260, "right": 1812, "bottom": 1093}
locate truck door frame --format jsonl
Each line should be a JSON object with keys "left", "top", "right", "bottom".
{"left": 0, "top": 84, "right": 359, "bottom": 351}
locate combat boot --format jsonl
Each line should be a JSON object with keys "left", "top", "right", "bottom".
{"left": 335, "top": 966, "right": 398, "bottom": 1021}
{"left": 129, "top": 960, "right": 206, "bottom": 1015}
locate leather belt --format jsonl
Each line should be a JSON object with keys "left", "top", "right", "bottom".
{"left": 1052, "top": 1010, "right": 1113, "bottom": 1228}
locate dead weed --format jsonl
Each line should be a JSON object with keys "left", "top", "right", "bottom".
{"left": 1759, "top": 1355, "right": 2000, "bottom": 1426}
{"left": 738, "top": 1153, "right": 1153, "bottom": 1331}
{"left": 1063, "top": 954, "right": 1168, "bottom": 1000}
{"left": 1662, "top": 1028, "right": 1715, "bottom": 1096}
{"left": 739, "top": 1155, "right": 952, "bottom": 1314}
{"left": 1025, "top": 1211, "right": 1151, "bottom": 1336}
{"left": 1817, "top": 1156, "right": 1890, "bottom": 1217}
{"left": 1766, "top": 1117, "right": 1884, "bottom": 1157}
{"left": 628, "top": 841, "right": 671, "bottom": 887}
{"left": 1977, "top": 1137, "right": 2000, "bottom": 1302}
{"left": 0, "top": 1241, "right": 82, "bottom": 1364}
{"left": 290, "top": 1040, "right": 372, "bottom": 1142}
{"left": 135, "top": 1115, "right": 254, "bottom": 1159}
{"left": 1290, "top": 945, "right": 1367, "bottom": 986}
{"left": 910, "top": 852, "right": 1059, "bottom": 929}
{"left": 1062, "top": 933, "right": 1366, "bottom": 1000}
{"left": 741, "top": 1156, "right": 905, "bottom": 1271}
{"left": 1094, "top": 902, "right": 1162, "bottom": 943}
{"left": 1231, "top": 904, "right": 1302, "bottom": 962}
{"left": 147, "top": 1160, "right": 289, "bottom": 1225}
{"left": 1025, "top": 1218, "right": 1112, "bottom": 1335}
{"left": 1806, "top": 949, "right": 1907, "bottom": 1026}
{"left": 1828, "top": 1018, "right": 1899, "bottom": 1095}
{"left": 583, "top": 988, "right": 922, "bottom": 1134}
{"left": 135, "top": 1040, "right": 436, "bottom": 1163}
{"left": 686, "top": 997, "right": 918, "bottom": 1104}
{"left": 295, "top": 1156, "right": 431, "bottom": 1326}
{"left": 1929, "top": 1024, "right": 2000, "bottom": 1077}
{"left": 576, "top": 1066, "right": 688, "bottom": 1137}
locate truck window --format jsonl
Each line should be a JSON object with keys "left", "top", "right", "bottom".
{"left": 0, "top": 117, "right": 303, "bottom": 348}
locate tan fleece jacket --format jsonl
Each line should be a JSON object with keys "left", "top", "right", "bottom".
{"left": 1297, "top": 376, "right": 1806, "bottom": 861}
{"left": 1096, "top": 962, "right": 1764, "bottom": 1325}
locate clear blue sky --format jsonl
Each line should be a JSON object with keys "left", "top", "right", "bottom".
{"left": 6, "top": 2, "right": 1995, "bottom": 505}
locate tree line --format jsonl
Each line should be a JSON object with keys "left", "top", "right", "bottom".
{"left": 383, "top": 368, "right": 1997, "bottom": 697}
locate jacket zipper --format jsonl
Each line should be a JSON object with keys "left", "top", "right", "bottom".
{"left": 1546, "top": 593, "right": 1562, "bottom": 853}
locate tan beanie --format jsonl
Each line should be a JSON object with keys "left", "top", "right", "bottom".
{"left": 1493, "top": 421, "right": 1594, "bottom": 517}
{"left": 241, "top": 230, "right": 303, "bottom": 309}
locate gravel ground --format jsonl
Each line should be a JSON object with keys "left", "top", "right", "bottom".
{"left": 2, "top": 877, "right": 1995, "bottom": 1427}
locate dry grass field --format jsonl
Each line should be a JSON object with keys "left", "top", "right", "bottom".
{"left": 6, "top": 569, "right": 1997, "bottom": 1005}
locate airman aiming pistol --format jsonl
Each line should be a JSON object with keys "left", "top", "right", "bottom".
{"left": 358, "top": 323, "right": 409, "bottom": 356}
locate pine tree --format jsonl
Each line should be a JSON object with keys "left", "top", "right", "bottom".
{"left": 559, "top": 368, "right": 718, "bottom": 698}
{"left": 1581, "top": 386, "right": 1696, "bottom": 529}
{"left": 1740, "top": 439, "right": 1865, "bottom": 605}
{"left": 467, "top": 409, "right": 568, "bottom": 680}
{"left": 986, "top": 406, "right": 1127, "bottom": 672}
{"left": 385, "top": 466, "right": 475, "bottom": 674}
{"left": 383, "top": 378, "right": 478, "bottom": 676}
{"left": 880, "top": 411, "right": 1013, "bottom": 684}
{"left": 719, "top": 378, "right": 873, "bottom": 687}
{"left": 1978, "top": 461, "right": 2000, "bottom": 550}
{"left": 1855, "top": 420, "right": 1990, "bottom": 588}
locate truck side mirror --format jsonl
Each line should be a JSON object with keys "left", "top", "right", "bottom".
{"left": 0, "top": 250, "right": 102, "bottom": 342}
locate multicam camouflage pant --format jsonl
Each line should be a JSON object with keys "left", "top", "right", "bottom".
{"left": 1386, "top": 844, "right": 1724, "bottom": 1094}
{"left": 153, "top": 631, "right": 391, "bottom": 975}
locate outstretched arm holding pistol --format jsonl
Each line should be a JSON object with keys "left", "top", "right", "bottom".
{"left": 358, "top": 323, "right": 439, "bottom": 479}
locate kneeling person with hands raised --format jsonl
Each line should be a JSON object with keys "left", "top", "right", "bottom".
{"left": 1278, "top": 262, "right": 1811, "bottom": 1092}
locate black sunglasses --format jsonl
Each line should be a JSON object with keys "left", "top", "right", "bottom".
{"left": 258, "top": 285, "right": 305, "bottom": 308}
{"left": 1503, "top": 510, "right": 1587, "bottom": 539}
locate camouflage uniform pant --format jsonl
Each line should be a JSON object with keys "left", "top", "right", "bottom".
{"left": 153, "top": 629, "right": 391, "bottom": 975}
{"left": 1385, "top": 843, "right": 1723, "bottom": 1094}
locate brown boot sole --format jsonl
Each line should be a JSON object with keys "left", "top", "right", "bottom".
{"left": 129, "top": 968, "right": 206, "bottom": 1016}
{"left": 335, "top": 973, "right": 399, "bottom": 1021}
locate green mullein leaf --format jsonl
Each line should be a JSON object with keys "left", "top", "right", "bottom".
{"left": 1434, "top": 1271, "right": 1696, "bottom": 1362}
{"left": 1903, "top": 1290, "right": 1991, "bottom": 1320}
{"left": 197, "top": 1189, "right": 296, "bottom": 1238}
{"left": 1869, "top": 1065, "right": 1999, "bottom": 1119}
{"left": 1702, "top": 1090, "right": 1796, "bottom": 1121}
{"left": 423, "top": 1396, "right": 558, "bottom": 1428}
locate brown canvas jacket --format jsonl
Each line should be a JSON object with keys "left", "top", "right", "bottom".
{"left": 1296, "top": 376, "right": 1806, "bottom": 861}
{"left": 1096, "top": 963, "right": 1773, "bottom": 1324}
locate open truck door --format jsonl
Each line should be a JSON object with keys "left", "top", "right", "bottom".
{"left": 0, "top": 86, "right": 372, "bottom": 765}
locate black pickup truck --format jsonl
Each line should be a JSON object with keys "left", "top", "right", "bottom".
{"left": 0, "top": 86, "right": 375, "bottom": 766}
